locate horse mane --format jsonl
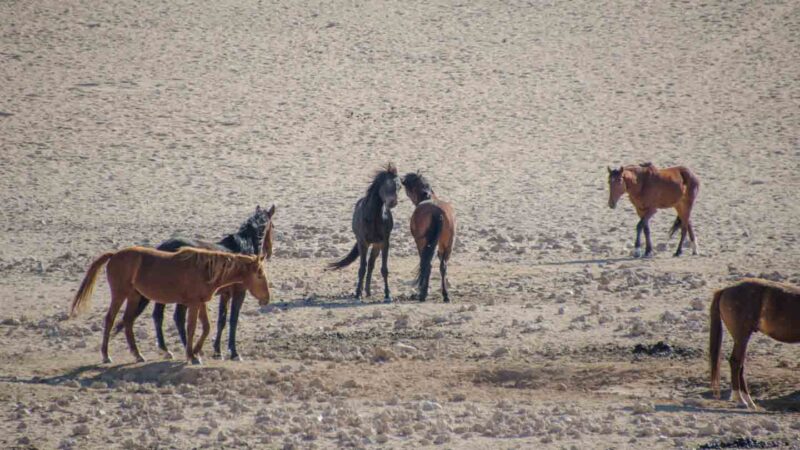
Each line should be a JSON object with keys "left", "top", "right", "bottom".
{"left": 174, "top": 247, "right": 253, "bottom": 285}
{"left": 365, "top": 163, "right": 398, "bottom": 197}
{"left": 401, "top": 171, "right": 434, "bottom": 200}
{"left": 363, "top": 163, "right": 398, "bottom": 218}
{"left": 220, "top": 207, "right": 272, "bottom": 254}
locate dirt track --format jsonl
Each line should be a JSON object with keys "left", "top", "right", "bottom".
{"left": 2, "top": 0, "right": 800, "bottom": 448}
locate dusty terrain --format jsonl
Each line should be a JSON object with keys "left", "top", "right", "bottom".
{"left": 2, "top": 0, "right": 800, "bottom": 448}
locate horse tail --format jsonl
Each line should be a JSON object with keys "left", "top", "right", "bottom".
{"left": 328, "top": 244, "right": 359, "bottom": 270}
{"left": 414, "top": 212, "right": 444, "bottom": 288}
{"left": 669, "top": 217, "right": 682, "bottom": 238}
{"left": 69, "top": 252, "right": 114, "bottom": 318}
{"left": 709, "top": 288, "right": 724, "bottom": 398}
{"left": 680, "top": 167, "right": 701, "bottom": 201}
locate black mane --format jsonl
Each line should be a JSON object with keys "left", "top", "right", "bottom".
{"left": 362, "top": 163, "right": 398, "bottom": 219}
{"left": 218, "top": 208, "right": 271, "bottom": 254}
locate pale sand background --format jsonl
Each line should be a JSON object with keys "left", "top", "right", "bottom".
{"left": 1, "top": 0, "right": 799, "bottom": 448}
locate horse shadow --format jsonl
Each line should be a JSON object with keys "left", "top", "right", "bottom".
{"left": 5, "top": 361, "right": 191, "bottom": 388}
{"left": 537, "top": 256, "right": 639, "bottom": 266}
{"left": 264, "top": 293, "right": 417, "bottom": 312}
{"left": 653, "top": 388, "right": 800, "bottom": 414}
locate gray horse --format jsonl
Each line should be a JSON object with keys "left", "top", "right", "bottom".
{"left": 329, "top": 163, "right": 400, "bottom": 302}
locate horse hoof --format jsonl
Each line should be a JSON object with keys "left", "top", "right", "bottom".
{"left": 134, "top": 355, "right": 146, "bottom": 363}
{"left": 161, "top": 350, "right": 174, "bottom": 360}
{"left": 632, "top": 248, "right": 643, "bottom": 258}
{"left": 230, "top": 354, "right": 243, "bottom": 362}
{"left": 102, "top": 356, "right": 112, "bottom": 364}
{"left": 443, "top": 297, "right": 450, "bottom": 303}
{"left": 190, "top": 357, "right": 202, "bottom": 365}
{"left": 212, "top": 352, "right": 223, "bottom": 360}
{"left": 383, "top": 296, "right": 393, "bottom": 304}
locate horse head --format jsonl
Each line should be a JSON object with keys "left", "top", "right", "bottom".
{"left": 607, "top": 166, "right": 626, "bottom": 209}
{"left": 243, "top": 255, "right": 271, "bottom": 306}
{"left": 369, "top": 163, "right": 399, "bottom": 212}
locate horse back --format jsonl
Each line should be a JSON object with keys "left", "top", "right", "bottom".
{"left": 116, "top": 247, "right": 212, "bottom": 303}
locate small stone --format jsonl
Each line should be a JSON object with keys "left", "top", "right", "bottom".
{"left": 491, "top": 347, "right": 510, "bottom": 358}
{"left": 72, "top": 424, "right": 90, "bottom": 436}
{"left": 632, "top": 401, "right": 655, "bottom": 414}
{"left": 197, "top": 426, "right": 212, "bottom": 435}
{"left": 421, "top": 400, "right": 442, "bottom": 411}
{"left": 696, "top": 423, "right": 715, "bottom": 436}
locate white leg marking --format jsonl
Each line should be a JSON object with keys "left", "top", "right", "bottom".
{"left": 692, "top": 239, "right": 699, "bottom": 256}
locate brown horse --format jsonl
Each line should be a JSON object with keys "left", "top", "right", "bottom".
{"left": 607, "top": 162, "right": 700, "bottom": 257}
{"left": 401, "top": 172, "right": 456, "bottom": 302}
{"left": 710, "top": 278, "right": 800, "bottom": 409}
{"left": 69, "top": 246, "right": 270, "bottom": 365}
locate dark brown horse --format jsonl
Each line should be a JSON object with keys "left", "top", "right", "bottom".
{"left": 70, "top": 246, "right": 270, "bottom": 365}
{"left": 607, "top": 162, "right": 700, "bottom": 257}
{"left": 710, "top": 278, "right": 800, "bottom": 409}
{"left": 401, "top": 172, "right": 456, "bottom": 302}
{"left": 328, "top": 163, "right": 400, "bottom": 302}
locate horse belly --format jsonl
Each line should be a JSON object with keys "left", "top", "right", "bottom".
{"left": 133, "top": 263, "right": 200, "bottom": 304}
{"left": 758, "top": 294, "right": 800, "bottom": 343}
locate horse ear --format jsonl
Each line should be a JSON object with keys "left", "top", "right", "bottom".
{"left": 619, "top": 166, "right": 624, "bottom": 173}
{"left": 267, "top": 204, "right": 276, "bottom": 217}
{"left": 256, "top": 205, "right": 262, "bottom": 213}
{"left": 607, "top": 166, "right": 612, "bottom": 174}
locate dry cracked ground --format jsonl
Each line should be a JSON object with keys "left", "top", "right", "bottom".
{"left": 1, "top": 0, "right": 800, "bottom": 449}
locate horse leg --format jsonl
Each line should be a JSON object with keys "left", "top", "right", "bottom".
{"left": 440, "top": 253, "right": 450, "bottom": 303}
{"left": 633, "top": 218, "right": 644, "bottom": 258}
{"left": 192, "top": 303, "right": 211, "bottom": 358}
{"left": 355, "top": 241, "right": 368, "bottom": 300}
{"left": 121, "top": 291, "right": 145, "bottom": 363}
{"left": 365, "top": 246, "right": 380, "bottom": 298}
{"left": 642, "top": 209, "right": 656, "bottom": 257}
{"left": 185, "top": 304, "right": 201, "bottom": 365}
{"left": 674, "top": 226, "right": 687, "bottom": 257}
{"left": 213, "top": 292, "right": 230, "bottom": 359}
{"left": 151, "top": 302, "right": 172, "bottom": 359}
{"left": 673, "top": 207, "right": 690, "bottom": 257}
{"left": 381, "top": 240, "right": 392, "bottom": 302}
{"left": 728, "top": 331, "right": 752, "bottom": 408}
{"left": 688, "top": 222, "right": 699, "bottom": 256}
{"left": 228, "top": 289, "right": 246, "bottom": 361}
{"left": 101, "top": 291, "right": 126, "bottom": 364}
{"left": 174, "top": 304, "right": 188, "bottom": 349}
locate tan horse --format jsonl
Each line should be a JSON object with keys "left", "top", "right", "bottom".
{"left": 710, "top": 278, "right": 800, "bottom": 409}
{"left": 607, "top": 162, "right": 700, "bottom": 257}
{"left": 69, "top": 246, "right": 270, "bottom": 365}
{"left": 401, "top": 172, "right": 456, "bottom": 302}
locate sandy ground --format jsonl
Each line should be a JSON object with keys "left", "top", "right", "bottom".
{"left": 2, "top": 0, "right": 800, "bottom": 448}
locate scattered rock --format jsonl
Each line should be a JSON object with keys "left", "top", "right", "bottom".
{"left": 632, "top": 401, "right": 655, "bottom": 414}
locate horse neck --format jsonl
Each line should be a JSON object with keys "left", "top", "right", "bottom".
{"left": 209, "top": 257, "right": 249, "bottom": 290}
{"left": 364, "top": 192, "right": 386, "bottom": 221}
{"left": 413, "top": 190, "right": 435, "bottom": 205}
{"left": 622, "top": 170, "right": 642, "bottom": 197}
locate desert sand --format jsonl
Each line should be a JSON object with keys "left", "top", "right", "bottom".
{"left": 1, "top": 0, "right": 799, "bottom": 448}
